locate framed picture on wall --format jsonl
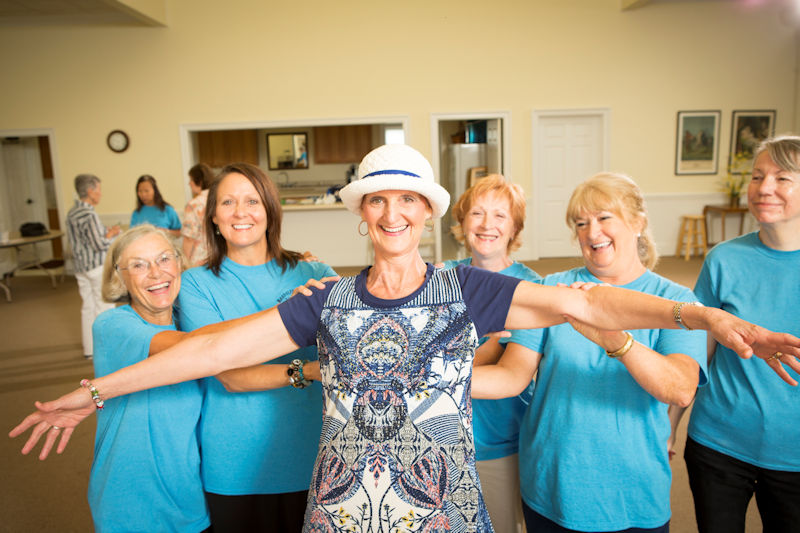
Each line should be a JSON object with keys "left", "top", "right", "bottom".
{"left": 675, "top": 110, "right": 721, "bottom": 175}
{"left": 729, "top": 110, "right": 776, "bottom": 172}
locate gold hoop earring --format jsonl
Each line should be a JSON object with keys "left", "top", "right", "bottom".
{"left": 358, "top": 220, "right": 368, "bottom": 236}
{"left": 424, "top": 219, "right": 434, "bottom": 233}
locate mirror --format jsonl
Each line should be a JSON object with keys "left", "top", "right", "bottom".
{"left": 266, "top": 132, "right": 308, "bottom": 170}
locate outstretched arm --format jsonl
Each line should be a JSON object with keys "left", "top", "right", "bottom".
{"left": 472, "top": 342, "right": 542, "bottom": 399}
{"left": 505, "top": 282, "right": 800, "bottom": 384}
{"left": 9, "top": 306, "right": 299, "bottom": 459}
{"left": 564, "top": 316, "right": 700, "bottom": 406}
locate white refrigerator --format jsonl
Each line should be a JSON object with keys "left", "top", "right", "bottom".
{"left": 442, "top": 143, "right": 486, "bottom": 259}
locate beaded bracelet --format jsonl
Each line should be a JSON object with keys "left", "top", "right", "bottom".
{"left": 80, "top": 379, "right": 105, "bottom": 410}
{"left": 287, "top": 359, "right": 312, "bottom": 389}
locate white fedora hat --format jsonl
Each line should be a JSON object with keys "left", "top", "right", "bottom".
{"left": 339, "top": 144, "right": 450, "bottom": 219}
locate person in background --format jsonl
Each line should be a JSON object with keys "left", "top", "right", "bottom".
{"left": 65, "top": 174, "right": 121, "bottom": 360}
{"left": 444, "top": 174, "right": 540, "bottom": 533}
{"left": 176, "top": 162, "right": 336, "bottom": 533}
{"left": 473, "top": 172, "right": 708, "bottom": 533}
{"left": 670, "top": 135, "right": 800, "bottom": 533}
{"left": 181, "top": 163, "right": 214, "bottom": 267}
{"left": 130, "top": 174, "right": 181, "bottom": 236}
{"left": 89, "top": 224, "right": 209, "bottom": 532}
{"left": 11, "top": 147, "right": 800, "bottom": 533}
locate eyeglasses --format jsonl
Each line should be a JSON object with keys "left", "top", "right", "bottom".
{"left": 117, "top": 252, "right": 178, "bottom": 276}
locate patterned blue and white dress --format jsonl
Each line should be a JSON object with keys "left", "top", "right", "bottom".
{"left": 278, "top": 264, "right": 520, "bottom": 533}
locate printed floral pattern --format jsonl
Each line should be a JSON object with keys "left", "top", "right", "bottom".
{"left": 303, "top": 272, "right": 493, "bottom": 532}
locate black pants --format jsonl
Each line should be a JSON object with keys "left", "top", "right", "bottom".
{"left": 684, "top": 437, "right": 800, "bottom": 533}
{"left": 205, "top": 490, "right": 308, "bottom": 533}
{"left": 521, "top": 501, "right": 668, "bottom": 533}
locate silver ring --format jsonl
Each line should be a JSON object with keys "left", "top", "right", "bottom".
{"left": 51, "top": 426, "right": 63, "bottom": 430}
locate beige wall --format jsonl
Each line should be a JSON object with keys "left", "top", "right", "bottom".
{"left": 0, "top": 0, "right": 796, "bottom": 220}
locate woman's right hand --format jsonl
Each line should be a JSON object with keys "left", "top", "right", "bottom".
{"left": 291, "top": 276, "right": 341, "bottom": 298}
{"left": 8, "top": 387, "right": 96, "bottom": 460}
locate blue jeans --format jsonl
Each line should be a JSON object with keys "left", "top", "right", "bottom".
{"left": 521, "top": 502, "right": 668, "bottom": 533}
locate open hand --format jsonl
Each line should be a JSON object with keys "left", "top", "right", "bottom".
{"left": 8, "top": 388, "right": 95, "bottom": 460}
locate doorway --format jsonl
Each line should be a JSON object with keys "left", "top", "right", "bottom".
{"left": 0, "top": 131, "right": 62, "bottom": 275}
{"left": 531, "top": 109, "right": 609, "bottom": 258}
{"left": 431, "top": 112, "right": 510, "bottom": 262}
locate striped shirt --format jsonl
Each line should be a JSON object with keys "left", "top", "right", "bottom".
{"left": 66, "top": 200, "right": 112, "bottom": 273}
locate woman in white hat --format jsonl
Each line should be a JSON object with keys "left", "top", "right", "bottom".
{"left": 12, "top": 145, "right": 800, "bottom": 533}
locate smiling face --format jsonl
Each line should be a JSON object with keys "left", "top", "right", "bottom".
{"left": 462, "top": 191, "right": 515, "bottom": 267}
{"left": 748, "top": 150, "right": 800, "bottom": 228}
{"left": 117, "top": 232, "right": 180, "bottom": 325}
{"left": 211, "top": 172, "right": 268, "bottom": 261}
{"left": 137, "top": 181, "right": 155, "bottom": 206}
{"left": 574, "top": 209, "right": 644, "bottom": 282}
{"left": 360, "top": 190, "right": 432, "bottom": 259}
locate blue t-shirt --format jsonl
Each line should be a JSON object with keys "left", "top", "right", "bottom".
{"left": 509, "top": 267, "right": 707, "bottom": 531}
{"left": 688, "top": 232, "right": 800, "bottom": 471}
{"left": 89, "top": 305, "right": 208, "bottom": 533}
{"left": 443, "top": 258, "right": 540, "bottom": 460}
{"left": 130, "top": 204, "right": 181, "bottom": 230}
{"left": 176, "top": 257, "right": 337, "bottom": 495}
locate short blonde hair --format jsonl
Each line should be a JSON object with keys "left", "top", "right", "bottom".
{"left": 450, "top": 174, "right": 527, "bottom": 253}
{"left": 101, "top": 224, "right": 186, "bottom": 303}
{"left": 566, "top": 172, "right": 658, "bottom": 270}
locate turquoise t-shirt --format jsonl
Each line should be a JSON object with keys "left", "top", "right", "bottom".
{"left": 689, "top": 232, "right": 800, "bottom": 471}
{"left": 89, "top": 305, "right": 209, "bottom": 533}
{"left": 511, "top": 267, "right": 707, "bottom": 531}
{"left": 443, "top": 258, "right": 540, "bottom": 460}
{"left": 130, "top": 204, "right": 181, "bottom": 230}
{"left": 176, "top": 257, "right": 337, "bottom": 495}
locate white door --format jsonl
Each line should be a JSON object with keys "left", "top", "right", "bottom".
{"left": 0, "top": 137, "right": 52, "bottom": 263}
{"left": 533, "top": 110, "right": 608, "bottom": 258}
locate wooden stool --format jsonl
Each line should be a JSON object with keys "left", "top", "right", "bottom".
{"left": 676, "top": 215, "right": 708, "bottom": 260}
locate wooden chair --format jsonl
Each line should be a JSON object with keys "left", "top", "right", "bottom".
{"left": 675, "top": 215, "right": 708, "bottom": 260}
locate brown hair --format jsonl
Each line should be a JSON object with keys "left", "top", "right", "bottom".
{"left": 566, "top": 172, "right": 658, "bottom": 270}
{"left": 134, "top": 174, "right": 169, "bottom": 212}
{"left": 204, "top": 162, "right": 303, "bottom": 275}
{"left": 450, "top": 174, "right": 526, "bottom": 253}
{"left": 188, "top": 163, "right": 214, "bottom": 190}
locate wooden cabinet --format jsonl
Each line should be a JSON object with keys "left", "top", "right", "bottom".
{"left": 313, "top": 125, "right": 373, "bottom": 164}
{"left": 197, "top": 129, "right": 259, "bottom": 168}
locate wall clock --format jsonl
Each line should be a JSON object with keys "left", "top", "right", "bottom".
{"left": 107, "top": 130, "right": 129, "bottom": 153}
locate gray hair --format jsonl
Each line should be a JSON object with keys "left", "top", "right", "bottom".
{"left": 74, "top": 174, "right": 101, "bottom": 199}
{"left": 101, "top": 224, "right": 186, "bottom": 303}
{"left": 753, "top": 135, "right": 800, "bottom": 173}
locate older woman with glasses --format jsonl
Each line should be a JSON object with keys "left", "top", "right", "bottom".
{"left": 12, "top": 146, "right": 800, "bottom": 533}
{"left": 88, "top": 224, "right": 210, "bottom": 532}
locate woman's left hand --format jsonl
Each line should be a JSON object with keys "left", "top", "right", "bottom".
{"left": 705, "top": 308, "right": 800, "bottom": 385}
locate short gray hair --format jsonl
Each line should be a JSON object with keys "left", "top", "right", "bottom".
{"left": 101, "top": 224, "right": 186, "bottom": 303}
{"left": 74, "top": 174, "right": 101, "bottom": 199}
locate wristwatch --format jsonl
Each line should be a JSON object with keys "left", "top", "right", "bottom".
{"left": 673, "top": 301, "right": 702, "bottom": 330}
{"left": 287, "top": 359, "right": 311, "bottom": 389}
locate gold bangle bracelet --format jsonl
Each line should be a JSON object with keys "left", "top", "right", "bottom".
{"left": 606, "top": 331, "right": 634, "bottom": 359}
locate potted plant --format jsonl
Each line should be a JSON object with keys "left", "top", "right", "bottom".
{"left": 721, "top": 153, "right": 749, "bottom": 207}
